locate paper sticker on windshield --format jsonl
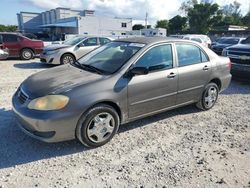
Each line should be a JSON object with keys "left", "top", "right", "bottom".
{"left": 128, "top": 43, "right": 145, "bottom": 48}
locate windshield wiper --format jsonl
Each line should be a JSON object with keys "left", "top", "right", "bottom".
{"left": 73, "top": 61, "right": 106, "bottom": 75}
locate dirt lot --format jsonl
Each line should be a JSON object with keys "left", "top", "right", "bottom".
{"left": 0, "top": 59, "right": 249, "bottom": 188}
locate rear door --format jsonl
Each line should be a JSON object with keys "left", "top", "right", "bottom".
{"left": 128, "top": 43, "right": 178, "bottom": 118}
{"left": 2, "top": 34, "right": 20, "bottom": 56}
{"left": 175, "top": 43, "right": 211, "bottom": 104}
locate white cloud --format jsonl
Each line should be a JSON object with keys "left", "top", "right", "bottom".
{"left": 24, "top": 0, "right": 249, "bottom": 26}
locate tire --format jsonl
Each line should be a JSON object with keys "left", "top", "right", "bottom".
{"left": 60, "top": 53, "right": 75, "bottom": 64}
{"left": 76, "top": 104, "right": 120, "bottom": 148}
{"left": 196, "top": 82, "right": 219, "bottom": 110}
{"left": 21, "top": 48, "right": 34, "bottom": 60}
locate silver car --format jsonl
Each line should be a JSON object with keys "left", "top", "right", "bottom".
{"left": 40, "top": 36, "right": 112, "bottom": 65}
{"left": 13, "top": 37, "right": 231, "bottom": 148}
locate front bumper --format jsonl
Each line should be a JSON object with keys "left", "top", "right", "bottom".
{"left": 231, "top": 63, "right": 250, "bottom": 80}
{"left": 12, "top": 91, "right": 78, "bottom": 143}
{"left": 40, "top": 53, "right": 60, "bottom": 65}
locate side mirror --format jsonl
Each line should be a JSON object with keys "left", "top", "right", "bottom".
{"left": 129, "top": 67, "right": 148, "bottom": 76}
{"left": 77, "top": 43, "right": 84, "bottom": 48}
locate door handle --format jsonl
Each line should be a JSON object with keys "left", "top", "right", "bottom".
{"left": 203, "top": 65, "right": 209, "bottom": 71}
{"left": 167, "top": 72, "right": 176, "bottom": 78}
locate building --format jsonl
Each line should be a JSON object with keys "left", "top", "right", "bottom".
{"left": 126, "top": 28, "right": 167, "bottom": 37}
{"left": 17, "top": 8, "right": 132, "bottom": 39}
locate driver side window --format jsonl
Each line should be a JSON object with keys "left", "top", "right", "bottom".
{"left": 135, "top": 44, "right": 173, "bottom": 72}
{"left": 83, "top": 38, "right": 98, "bottom": 46}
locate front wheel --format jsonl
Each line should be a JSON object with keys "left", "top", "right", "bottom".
{"left": 60, "top": 54, "right": 75, "bottom": 64}
{"left": 76, "top": 104, "right": 120, "bottom": 148}
{"left": 196, "top": 83, "right": 219, "bottom": 110}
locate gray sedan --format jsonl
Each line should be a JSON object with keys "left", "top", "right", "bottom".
{"left": 40, "top": 36, "right": 112, "bottom": 65}
{"left": 12, "top": 37, "right": 232, "bottom": 147}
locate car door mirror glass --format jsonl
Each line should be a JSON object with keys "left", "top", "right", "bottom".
{"left": 129, "top": 67, "right": 148, "bottom": 76}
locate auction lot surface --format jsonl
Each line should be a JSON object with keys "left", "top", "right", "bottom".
{"left": 0, "top": 59, "right": 249, "bottom": 188}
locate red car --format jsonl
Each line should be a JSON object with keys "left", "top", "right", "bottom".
{"left": 0, "top": 32, "right": 44, "bottom": 60}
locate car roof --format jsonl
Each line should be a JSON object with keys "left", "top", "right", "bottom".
{"left": 115, "top": 37, "right": 186, "bottom": 45}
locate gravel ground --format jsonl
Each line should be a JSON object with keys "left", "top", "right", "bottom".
{"left": 0, "top": 59, "right": 249, "bottom": 188}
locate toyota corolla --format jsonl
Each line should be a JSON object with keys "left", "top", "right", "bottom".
{"left": 12, "top": 37, "right": 232, "bottom": 147}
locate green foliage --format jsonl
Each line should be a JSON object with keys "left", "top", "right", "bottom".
{"left": 132, "top": 24, "right": 145, "bottom": 30}
{"left": 242, "top": 12, "right": 250, "bottom": 26}
{"left": 187, "top": 3, "right": 221, "bottom": 34}
{"left": 168, "top": 15, "right": 187, "bottom": 34}
{"left": 0, "top": 25, "right": 17, "bottom": 32}
{"left": 155, "top": 20, "right": 168, "bottom": 30}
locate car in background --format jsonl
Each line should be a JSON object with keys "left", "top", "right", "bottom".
{"left": 211, "top": 37, "right": 245, "bottom": 55}
{"left": 0, "top": 48, "right": 9, "bottom": 60}
{"left": 183, "top": 34, "right": 212, "bottom": 48}
{"left": 40, "top": 36, "right": 113, "bottom": 65}
{"left": 13, "top": 37, "right": 231, "bottom": 147}
{"left": 0, "top": 32, "right": 44, "bottom": 60}
{"left": 22, "top": 33, "right": 38, "bottom": 40}
{"left": 222, "top": 36, "right": 250, "bottom": 80}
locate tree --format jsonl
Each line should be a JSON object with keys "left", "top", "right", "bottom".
{"left": 132, "top": 24, "right": 145, "bottom": 30}
{"left": 0, "top": 25, "right": 17, "bottom": 32}
{"left": 242, "top": 12, "right": 250, "bottom": 26}
{"left": 168, "top": 15, "right": 187, "bottom": 34}
{"left": 155, "top": 20, "right": 168, "bottom": 30}
{"left": 179, "top": 0, "right": 198, "bottom": 14}
{"left": 187, "top": 3, "right": 221, "bottom": 34}
{"left": 221, "top": 1, "right": 242, "bottom": 25}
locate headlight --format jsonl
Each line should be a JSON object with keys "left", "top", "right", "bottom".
{"left": 46, "top": 50, "right": 59, "bottom": 55}
{"left": 222, "top": 49, "right": 228, "bottom": 56}
{"left": 28, "top": 95, "right": 69, "bottom": 111}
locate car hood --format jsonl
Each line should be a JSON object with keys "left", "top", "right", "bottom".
{"left": 226, "top": 43, "right": 250, "bottom": 50}
{"left": 22, "top": 65, "right": 105, "bottom": 98}
{"left": 212, "top": 43, "right": 231, "bottom": 48}
{"left": 44, "top": 44, "right": 71, "bottom": 51}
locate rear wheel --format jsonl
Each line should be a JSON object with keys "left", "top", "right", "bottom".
{"left": 21, "top": 48, "right": 34, "bottom": 60}
{"left": 76, "top": 104, "right": 120, "bottom": 148}
{"left": 196, "top": 83, "right": 219, "bottom": 110}
{"left": 60, "top": 54, "right": 75, "bottom": 64}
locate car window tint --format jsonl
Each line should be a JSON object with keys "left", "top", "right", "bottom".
{"left": 176, "top": 43, "right": 208, "bottom": 66}
{"left": 99, "top": 38, "right": 111, "bottom": 45}
{"left": 243, "top": 37, "right": 250, "bottom": 44}
{"left": 0, "top": 35, "right": 2, "bottom": 43}
{"left": 3, "top": 34, "right": 18, "bottom": 42}
{"left": 83, "top": 38, "right": 98, "bottom": 46}
{"left": 135, "top": 44, "right": 173, "bottom": 71}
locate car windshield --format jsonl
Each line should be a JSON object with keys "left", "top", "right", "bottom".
{"left": 63, "top": 36, "right": 85, "bottom": 45}
{"left": 77, "top": 41, "right": 145, "bottom": 74}
{"left": 217, "top": 38, "right": 239, "bottom": 44}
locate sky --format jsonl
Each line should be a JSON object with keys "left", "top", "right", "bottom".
{"left": 0, "top": 0, "right": 249, "bottom": 26}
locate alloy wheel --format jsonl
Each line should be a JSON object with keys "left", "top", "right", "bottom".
{"left": 204, "top": 86, "right": 218, "bottom": 108}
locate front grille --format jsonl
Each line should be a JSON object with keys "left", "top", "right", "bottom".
{"left": 228, "top": 51, "right": 250, "bottom": 56}
{"left": 17, "top": 88, "right": 29, "bottom": 104}
{"left": 230, "top": 58, "right": 250, "bottom": 65}
{"left": 229, "top": 48, "right": 250, "bottom": 52}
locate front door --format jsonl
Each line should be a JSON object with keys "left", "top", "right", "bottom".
{"left": 2, "top": 34, "right": 20, "bottom": 56}
{"left": 175, "top": 43, "right": 212, "bottom": 104}
{"left": 75, "top": 37, "right": 99, "bottom": 59}
{"left": 128, "top": 44, "right": 178, "bottom": 119}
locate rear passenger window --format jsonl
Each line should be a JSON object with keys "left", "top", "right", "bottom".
{"left": 3, "top": 34, "right": 18, "bottom": 42}
{"left": 176, "top": 44, "right": 208, "bottom": 67}
{"left": 135, "top": 44, "right": 173, "bottom": 71}
{"left": 83, "top": 38, "right": 98, "bottom": 46}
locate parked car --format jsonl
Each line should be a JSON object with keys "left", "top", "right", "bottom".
{"left": 211, "top": 37, "right": 245, "bottom": 55}
{"left": 40, "top": 36, "right": 113, "bottom": 65}
{"left": 0, "top": 48, "right": 9, "bottom": 59}
{"left": 183, "top": 34, "right": 212, "bottom": 48}
{"left": 12, "top": 37, "right": 231, "bottom": 147}
{"left": 0, "top": 32, "right": 44, "bottom": 60}
{"left": 22, "top": 33, "right": 38, "bottom": 40}
{"left": 222, "top": 36, "right": 250, "bottom": 80}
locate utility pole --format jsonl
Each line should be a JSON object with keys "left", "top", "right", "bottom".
{"left": 145, "top": 12, "right": 148, "bottom": 28}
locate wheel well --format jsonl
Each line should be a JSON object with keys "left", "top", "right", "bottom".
{"left": 20, "top": 47, "right": 34, "bottom": 55}
{"left": 61, "top": 53, "right": 76, "bottom": 61}
{"left": 210, "top": 78, "right": 221, "bottom": 90}
{"left": 96, "top": 101, "right": 122, "bottom": 122}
